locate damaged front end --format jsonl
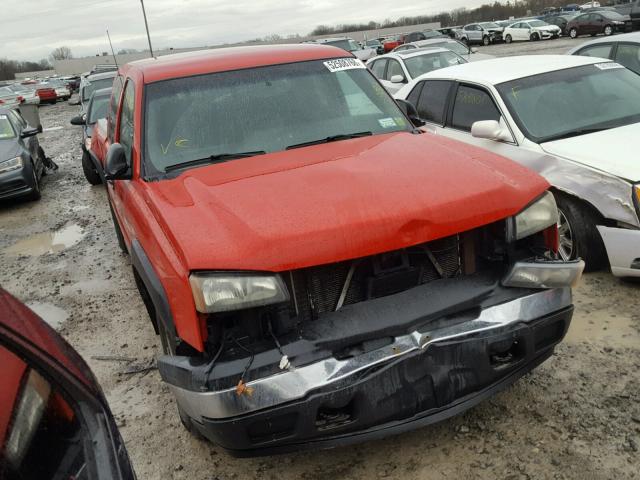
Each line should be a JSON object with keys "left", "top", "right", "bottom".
{"left": 158, "top": 192, "right": 582, "bottom": 455}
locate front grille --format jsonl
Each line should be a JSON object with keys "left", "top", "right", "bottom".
{"left": 285, "top": 235, "right": 461, "bottom": 323}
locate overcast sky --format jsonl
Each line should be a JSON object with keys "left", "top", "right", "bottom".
{"left": 2, "top": 0, "right": 484, "bottom": 62}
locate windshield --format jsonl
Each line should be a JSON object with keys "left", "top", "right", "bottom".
{"left": 528, "top": 20, "right": 548, "bottom": 27}
{"left": 497, "top": 63, "right": 640, "bottom": 143}
{"left": 143, "top": 59, "right": 410, "bottom": 174}
{"left": 604, "top": 12, "right": 627, "bottom": 20}
{"left": 88, "top": 94, "right": 110, "bottom": 124}
{"left": 429, "top": 41, "right": 469, "bottom": 55}
{"left": 404, "top": 51, "right": 466, "bottom": 79}
{"left": 82, "top": 77, "right": 115, "bottom": 101}
{"left": 0, "top": 116, "right": 16, "bottom": 139}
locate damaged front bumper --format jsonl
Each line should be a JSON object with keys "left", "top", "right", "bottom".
{"left": 159, "top": 280, "right": 574, "bottom": 455}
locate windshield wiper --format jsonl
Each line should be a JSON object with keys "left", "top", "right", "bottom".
{"left": 541, "top": 127, "right": 610, "bottom": 143}
{"left": 286, "top": 131, "right": 373, "bottom": 150}
{"left": 164, "top": 151, "right": 266, "bottom": 173}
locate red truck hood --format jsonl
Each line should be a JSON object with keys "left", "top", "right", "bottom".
{"left": 145, "top": 132, "right": 548, "bottom": 272}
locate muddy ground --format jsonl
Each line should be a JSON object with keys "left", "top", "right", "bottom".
{"left": 1, "top": 40, "right": 639, "bottom": 479}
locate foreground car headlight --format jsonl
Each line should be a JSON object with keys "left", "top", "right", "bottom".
{"left": 514, "top": 191, "right": 559, "bottom": 240}
{"left": 189, "top": 273, "right": 290, "bottom": 313}
{"left": 0, "top": 157, "right": 24, "bottom": 174}
{"left": 503, "top": 260, "right": 584, "bottom": 288}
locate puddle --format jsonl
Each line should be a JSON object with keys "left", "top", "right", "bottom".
{"left": 26, "top": 302, "right": 69, "bottom": 329}
{"left": 61, "top": 279, "right": 113, "bottom": 296}
{"left": 566, "top": 310, "right": 639, "bottom": 348}
{"left": 5, "top": 224, "right": 85, "bottom": 256}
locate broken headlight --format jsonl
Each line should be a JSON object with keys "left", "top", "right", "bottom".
{"left": 189, "top": 272, "right": 290, "bottom": 313}
{"left": 0, "top": 157, "right": 23, "bottom": 174}
{"left": 514, "top": 191, "right": 559, "bottom": 240}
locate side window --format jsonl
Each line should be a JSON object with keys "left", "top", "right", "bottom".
{"left": 416, "top": 80, "right": 453, "bottom": 125}
{"left": 577, "top": 44, "right": 613, "bottom": 59}
{"left": 615, "top": 43, "right": 640, "bottom": 74}
{"left": 451, "top": 85, "right": 501, "bottom": 132}
{"left": 107, "top": 76, "right": 124, "bottom": 143}
{"left": 386, "top": 60, "right": 404, "bottom": 80}
{"left": 118, "top": 81, "right": 135, "bottom": 165}
{"left": 370, "top": 59, "right": 387, "bottom": 79}
{"left": 9, "top": 110, "right": 26, "bottom": 128}
{"left": 407, "top": 81, "right": 424, "bottom": 107}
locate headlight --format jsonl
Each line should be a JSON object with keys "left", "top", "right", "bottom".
{"left": 514, "top": 191, "right": 559, "bottom": 240}
{"left": 189, "top": 273, "right": 290, "bottom": 313}
{"left": 0, "top": 156, "right": 24, "bottom": 174}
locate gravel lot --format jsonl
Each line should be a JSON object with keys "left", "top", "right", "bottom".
{"left": 1, "top": 38, "right": 639, "bottom": 480}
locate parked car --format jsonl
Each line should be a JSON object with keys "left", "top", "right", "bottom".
{"left": 90, "top": 45, "right": 581, "bottom": 455}
{"left": 566, "top": 11, "right": 632, "bottom": 38}
{"left": 392, "top": 38, "right": 495, "bottom": 62}
{"left": 0, "top": 288, "right": 136, "bottom": 479}
{"left": 568, "top": 31, "right": 640, "bottom": 73}
{"left": 70, "top": 87, "right": 112, "bottom": 185}
{"left": 396, "top": 55, "right": 640, "bottom": 277}
{"left": 382, "top": 34, "right": 403, "bottom": 52}
{"left": 5, "top": 84, "right": 40, "bottom": 105}
{"left": 0, "top": 107, "right": 46, "bottom": 201}
{"left": 367, "top": 48, "right": 467, "bottom": 94}
{"left": 459, "top": 22, "right": 505, "bottom": 45}
{"left": 365, "top": 39, "right": 385, "bottom": 55}
{"left": 580, "top": 1, "right": 601, "bottom": 8}
{"left": 79, "top": 71, "right": 116, "bottom": 111}
{"left": 541, "top": 14, "right": 579, "bottom": 35}
{"left": 401, "top": 30, "right": 445, "bottom": 43}
{"left": 40, "top": 79, "right": 71, "bottom": 101}
{"left": 437, "top": 26, "right": 463, "bottom": 38}
{"left": 564, "top": 4, "right": 582, "bottom": 11}
{"left": 504, "top": 19, "right": 562, "bottom": 42}
{"left": 611, "top": 0, "right": 640, "bottom": 28}
{"left": 315, "top": 37, "right": 377, "bottom": 61}
{"left": 0, "top": 86, "right": 25, "bottom": 108}
{"left": 34, "top": 84, "right": 57, "bottom": 104}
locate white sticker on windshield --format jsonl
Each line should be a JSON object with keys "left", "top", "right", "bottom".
{"left": 378, "top": 117, "right": 397, "bottom": 128}
{"left": 595, "top": 62, "right": 624, "bottom": 70}
{"left": 324, "top": 58, "right": 366, "bottom": 73}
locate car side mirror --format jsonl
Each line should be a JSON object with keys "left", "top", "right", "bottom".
{"left": 396, "top": 99, "right": 425, "bottom": 127}
{"left": 390, "top": 74, "right": 406, "bottom": 84}
{"left": 471, "top": 120, "right": 513, "bottom": 143}
{"left": 70, "top": 114, "right": 85, "bottom": 126}
{"left": 20, "top": 127, "right": 39, "bottom": 138}
{"left": 105, "top": 143, "right": 131, "bottom": 180}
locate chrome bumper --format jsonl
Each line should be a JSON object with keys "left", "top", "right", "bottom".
{"left": 171, "top": 287, "right": 572, "bottom": 421}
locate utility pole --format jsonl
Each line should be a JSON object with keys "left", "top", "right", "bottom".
{"left": 140, "top": 0, "right": 155, "bottom": 58}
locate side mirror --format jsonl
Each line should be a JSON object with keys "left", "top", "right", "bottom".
{"left": 471, "top": 120, "right": 514, "bottom": 143}
{"left": 105, "top": 143, "right": 130, "bottom": 180}
{"left": 70, "top": 114, "right": 85, "bottom": 126}
{"left": 396, "top": 99, "right": 425, "bottom": 127}
{"left": 20, "top": 127, "right": 39, "bottom": 138}
{"left": 390, "top": 74, "right": 406, "bottom": 84}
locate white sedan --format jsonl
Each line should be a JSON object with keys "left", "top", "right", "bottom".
{"left": 366, "top": 48, "right": 467, "bottom": 95}
{"left": 395, "top": 55, "right": 640, "bottom": 277}
{"left": 503, "top": 19, "right": 562, "bottom": 43}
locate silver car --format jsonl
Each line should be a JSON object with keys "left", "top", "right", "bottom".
{"left": 392, "top": 38, "right": 495, "bottom": 62}
{"left": 396, "top": 55, "right": 640, "bottom": 277}
{"left": 567, "top": 31, "right": 640, "bottom": 74}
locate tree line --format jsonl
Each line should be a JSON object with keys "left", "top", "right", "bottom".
{"left": 310, "top": 0, "right": 575, "bottom": 35}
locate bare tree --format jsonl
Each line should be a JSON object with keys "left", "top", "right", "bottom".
{"left": 50, "top": 46, "right": 73, "bottom": 62}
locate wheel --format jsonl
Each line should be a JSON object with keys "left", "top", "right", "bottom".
{"left": 461, "top": 37, "right": 468, "bottom": 45}
{"left": 26, "top": 160, "right": 41, "bottom": 201}
{"left": 505, "top": 34, "right": 513, "bottom": 44}
{"left": 569, "top": 28, "right": 578, "bottom": 38}
{"left": 530, "top": 33, "right": 540, "bottom": 41}
{"left": 554, "top": 193, "right": 607, "bottom": 271}
{"left": 604, "top": 25, "right": 613, "bottom": 36}
{"left": 81, "top": 150, "right": 101, "bottom": 185}
{"left": 108, "top": 200, "right": 128, "bottom": 254}
{"left": 482, "top": 35, "right": 490, "bottom": 46}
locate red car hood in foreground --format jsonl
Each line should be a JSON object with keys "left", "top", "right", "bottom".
{"left": 145, "top": 132, "right": 548, "bottom": 272}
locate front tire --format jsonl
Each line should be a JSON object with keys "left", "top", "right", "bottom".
{"left": 505, "top": 34, "right": 513, "bottom": 44}
{"left": 604, "top": 25, "right": 613, "bottom": 36}
{"left": 26, "top": 160, "right": 41, "bottom": 201}
{"left": 482, "top": 35, "right": 490, "bottom": 46}
{"left": 81, "top": 151, "right": 101, "bottom": 185}
{"left": 530, "top": 32, "right": 540, "bottom": 41}
{"left": 569, "top": 28, "right": 578, "bottom": 38}
{"left": 554, "top": 193, "right": 607, "bottom": 271}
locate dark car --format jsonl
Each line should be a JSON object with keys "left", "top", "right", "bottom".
{"left": 70, "top": 87, "right": 112, "bottom": 185}
{"left": 402, "top": 30, "right": 445, "bottom": 43}
{"left": 365, "top": 39, "right": 385, "bottom": 55}
{"left": 0, "top": 288, "right": 136, "bottom": 479}
{"left": 567, "top": 11, "right": 633, "bottom": 38}
{"left": 541, "top": 14, "right": 578, "bottom": 35}
{"left": 568, "top": 31, "right": 640, "bottom": 74}
{"left": 0, "top": 107, "right": 46, "bottom": 201}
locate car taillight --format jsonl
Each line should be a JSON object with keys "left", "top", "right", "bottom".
{"left": 543, "top": 223, "right": 559, "bottom": 255}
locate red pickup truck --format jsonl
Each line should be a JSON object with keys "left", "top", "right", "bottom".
{"left": 90, "top": 45, "right": 583, "bottom": 455}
